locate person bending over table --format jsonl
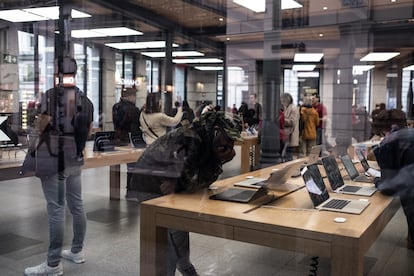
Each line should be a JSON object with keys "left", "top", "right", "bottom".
{"left": 130, "top": 111, "right": 242, "bottom": 276}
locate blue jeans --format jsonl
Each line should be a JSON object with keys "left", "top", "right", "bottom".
{"left": 40, "top": 166, "right": 86, "bottom": 267}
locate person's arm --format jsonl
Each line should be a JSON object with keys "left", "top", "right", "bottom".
{"left": 159, "top": 107, "right": 183, "bottom": 127}
{"left": 377, "top": 163, "right": 414, "bottom": 196}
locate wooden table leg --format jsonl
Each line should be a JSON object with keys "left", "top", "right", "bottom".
{"left": 331, "top": 237, "right": 364, "bottom": 276}
{"left": 109, "top": 164, "right": 121, "bottom": 200}
{"left": 140, "top": 204, "right": 168, "bottom": 276}
{"left": 240, "top": 141, "right": 250, "bottom": 174}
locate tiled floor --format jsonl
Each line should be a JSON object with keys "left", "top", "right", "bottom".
{"left": 0, "top": 148, "right": 413, "bottom": 275}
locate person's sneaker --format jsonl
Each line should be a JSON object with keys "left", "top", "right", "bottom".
{"left": 62, "top": 249, "right": 85, "bottom": 264}
{"left": 24, "top": 261, "right": 63, "bottom": 276}
{"left": 178, "top": 265, "right": 199, "bottom": 276}
{"left": 125, "top": 190, "right": 138, "bottom": 202}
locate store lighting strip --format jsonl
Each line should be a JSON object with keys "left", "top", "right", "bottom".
{"left": 173, "top": 58, "right": 223, "bottom": 64}
{"left": 294, "top": 53, "right": 324, "bottom": 62}
{"left": 105, "top": 41, "right": 179, "bottom": 50}
{"left": 141, "top": 51, "right": 204, "bottom": 58}
{"left": 360, "top": 52, "right": 400, "bottom": 62}
{"left": 233, "top": 0, "right": 302, "bottom": 13}
{"left": 71, "top": 27, "right": 143, "bottom": 38}
{"left": 0, "top": 6, "right": 90, "bottom": 22}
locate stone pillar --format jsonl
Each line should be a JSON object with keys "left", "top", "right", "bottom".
{"left": 332, "top": 25, "right": 356, "bottom": 155}
{"left": 259, "top": 0, "right": 282, "bottom": 166}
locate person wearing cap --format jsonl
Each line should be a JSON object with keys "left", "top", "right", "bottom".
{"left": 131, "top": 111, "right": 242, "bottom": 276}
{"left": 112, "top": 87, "right": 141, "bottom": 200}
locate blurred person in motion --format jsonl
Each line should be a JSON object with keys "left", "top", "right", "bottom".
{"left": 300, "top": 97, "right": 319, "bottom": 156}
{"left": 281, "top": 93, "right": 300, "bottom": 161}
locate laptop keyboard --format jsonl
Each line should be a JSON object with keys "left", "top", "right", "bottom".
{"left": 323, "top": 199, "right": 351, "bottom": 209}
{"left": 340, "top": 186, "right": 361, "bottom": 193}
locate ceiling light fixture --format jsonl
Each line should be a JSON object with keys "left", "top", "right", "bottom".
{"left": 232, "top": 0, "right": 302, "bottom": 13}
{"left": 360, "top": 52, "right": 400, "bottom": 62}
{"left": 173, "top": 58, "right": 223, "bottom": 64}
{"left": 323, "top": 6, "right": 328, "bottom": 10}
{"left": 105, "top": 41, "right": 179, "bottom": 50}
{"left": 294, "top": 53, "right": 324, "bottom": 62}
{"left": 292, "top": 64, "right": 316, "bottom": 71}
{"left": 71, "top": 27, "right": 143, "bottom": 38}
{"left": 141, "top": 51, "right": 204, "bottom": 58}
{"left": 195, "top": 66, "right": 224, "bottom": 71}
{"left": 297, "top": 72, "right": 320, "bottom": 78}
{"left": 0, "top": 6, "right": 90, "bottom": 22}
{"left": 403, "top": 65, "right": 414, "bottom": 71}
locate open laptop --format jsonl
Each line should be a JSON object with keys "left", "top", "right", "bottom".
{"left": 302, "top": 165, "right": 370, "bottom": 214}
{"left": 322, "top": 156, "right": 376, "bottom": 196}
{"left": 209, "top": 186, "right": 268, "bottom": 203}
{"left": 211, "top": 163, "right": 303, "bottom": 203}
{"left": 355, "top": 149, "right": 381, "bottom": 178}
{"left": 340, "top": 154, "right": 373, "bottom": 183}
{"left": 234, "top": 163, "right": 302, "bottom": 189}
{"left": 291, "top": 145, "right": 322, "bottom": 177}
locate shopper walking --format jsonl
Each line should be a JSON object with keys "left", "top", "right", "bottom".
{"left": 281, "top": 93, "right": 300, "bottom": 161}
{"left": 300, "top": 97, "right": 319, "bottom": 156}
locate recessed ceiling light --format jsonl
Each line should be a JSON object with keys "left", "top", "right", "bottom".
{"left": 141, "top": 51, "right": 204, "bottom": 58}
{"left": 353, "top": 65, "right": 375, "bottom": 75}
{"left": 390, "top": 0, "right": 397, "bottom": 2}
{"left": 292, "top": 64, "right": 316, "bottom": 71}
{"left": 226, "top": 37, "right": 230, "bottom": 41}
{"left": 403, "top": 65, "right": 414, "bottom": 71}
{"left": 195, "top": 66, "right": 224, "bottom": 71}
{"left": 0, "top": 7, "right": 91, "bottom": 22}
{"left": 360, "top": 52, "right": 400, "bottom": 62}
{"left": 219, "top": 17, "right": 224, "bottom": 21}
{"left": 323, "top": 6, "right": 328, "bottom": 10}
{"left": 91, "top": 27, "right": 143, "bottom": 36}
{"left": 319, "top": 33, "right": 324, "bottom": 37}
{"left": 173, "top": 58, "right": 223, "bottom": 64}
{"left": 232, "top": 0, "right": 302, "bottom": 13}
{"left": 294, "top": 53, "right": 324, "bottom": 62}
{"left": 105, "top": 41, "right": 179, "bottom": 50}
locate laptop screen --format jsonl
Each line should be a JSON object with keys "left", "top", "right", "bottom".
{"left": 302, "top": 164, "right": 330, "bottom": 207}
{"left": 307, "top": 145, "right": 322, "bottom": 164}
{"left": 340, "top": 155, "right": 360, "bottom": 179}
{"left": 356, "top": 150, "right": 370, "bottom": 171}
{"left": 321, "top": 156, "right": 345, "bottom": 190}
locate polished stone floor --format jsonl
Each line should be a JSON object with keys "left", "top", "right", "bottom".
{"left": 0, "top": 147, "right": 413, "bottom": 276}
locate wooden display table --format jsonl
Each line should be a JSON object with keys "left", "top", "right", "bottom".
{"left": 140, "top": 160, "right": 399, "bottom": 276}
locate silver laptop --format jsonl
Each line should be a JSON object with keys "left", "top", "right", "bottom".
{"left": 234, "top": 163, "right": 302, "bottom": 189}
{"left": 355, "top": 149, "right": 381, "bottom": 178}
{"left": 340, "top": 155, "right": 374, "bottom": 183}
{"left": 302, "top": 164, "right": 370, "bottom": 214}
{"left": 321, "top": 156, "right": 376, "bottom": 196}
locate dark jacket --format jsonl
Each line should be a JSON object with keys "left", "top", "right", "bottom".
{"left": 112, "top": 99, "right": 140, "bottom": 145}
{"left": 373, "top": 128, "right": 414, "bottom": 195}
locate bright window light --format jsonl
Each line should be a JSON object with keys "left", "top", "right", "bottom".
{"left": 195, "top": 66, "right": 224, "bottom": 71}
{"left": 403, "top": 65, "right": 414, "bottom": 71}
{"left": 352, "top": 65, "right": 375, "bottom": 75}
{"left": 71, "top": 27, "right": 142, "bottom": 38}
{"left": 141, "top": 51, "right": 204, "bottom": 58}
{"left": 173, "top": 58, "right": 223, "bottom": 64}
{"left": 105, "top": 41, "right": 179, "bottom": 50}
{"left": 360, "top": 52, "right": 400, "bottom": 62}
{"left": 233, "top": 0, "right": 302, "bottom": 12}
{"left": 297, "top": 72, "right": 320, "bottom": 78}
{"left": 0, "top": 7, "right": 91, "bottom": 22}
{"left": 292, "top": 64, "right": 316, "bottom": 71}
{"left": 294, "top": 53, "right": 324, "bottom": 62}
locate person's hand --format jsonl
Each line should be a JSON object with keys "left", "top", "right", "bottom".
{"left": 160, "top": 180, "right": 177, "bottom": 195}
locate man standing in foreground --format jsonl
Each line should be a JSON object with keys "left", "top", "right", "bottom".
{"left": 24, "top": 58, "right": 93, "bottom": 276}
{"left": 131, "top": 111, "right": 242, "bottom": 276}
